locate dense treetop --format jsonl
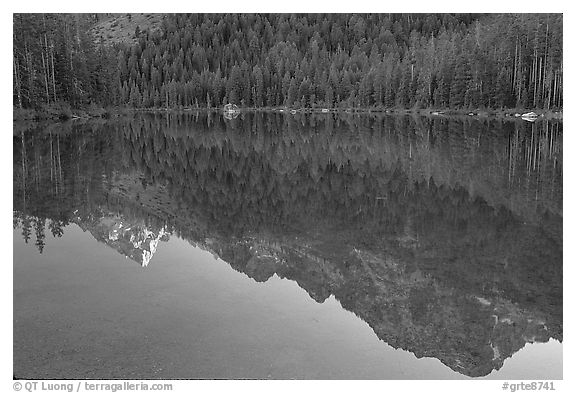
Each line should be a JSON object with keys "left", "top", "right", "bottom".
{"left": 13, "top": 13, "right": 562, "bottom": 111}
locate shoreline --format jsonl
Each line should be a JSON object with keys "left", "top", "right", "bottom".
{"left": 13, "top": 105, "right": 563, "bottom": 123}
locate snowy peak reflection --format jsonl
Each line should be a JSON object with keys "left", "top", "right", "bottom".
{"left": 73, "top": 211, "right": 168, "bottom": 267}
{"left": 74, "top": 173, "right": 173, "bottom": 266}
{"left": 13, "top": 113, "right": 562, "bottom": 377}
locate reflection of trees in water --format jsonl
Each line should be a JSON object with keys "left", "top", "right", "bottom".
{"left": 12, "top": 113, "right": 562, "bottom": 377}
{"left": 13, "top": 113, "right": 562, "bottom": 253}
{"left": 13, "top": 121, "right": 136, "bottom": 253}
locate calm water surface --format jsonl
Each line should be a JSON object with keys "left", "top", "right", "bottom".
{"left": 13, "top": 113, "right": 562, "bottom": 379}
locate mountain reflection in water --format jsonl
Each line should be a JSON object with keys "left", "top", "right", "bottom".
{"left": 13, "top": 112, "right": 562, "bottom": 378}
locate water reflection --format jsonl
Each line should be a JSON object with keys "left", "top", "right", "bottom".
{"left": 13, "top": 113, "right": 562, "bottom": 378}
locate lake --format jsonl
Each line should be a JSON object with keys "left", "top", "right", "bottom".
{"left": 13, "top": 112, "right": 562, "bottom": 379}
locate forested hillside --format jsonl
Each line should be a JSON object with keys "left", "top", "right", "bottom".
{"left": 13, "top": 13, "right": 563, "bottom": 112}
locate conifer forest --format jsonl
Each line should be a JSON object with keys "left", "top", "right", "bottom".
{"left": 13, "top": 13, "right": 563, "bottom": 112}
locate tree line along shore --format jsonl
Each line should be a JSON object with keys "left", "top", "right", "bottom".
{"left": 14, "top": 14, "right": 562, "bottom": 121}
